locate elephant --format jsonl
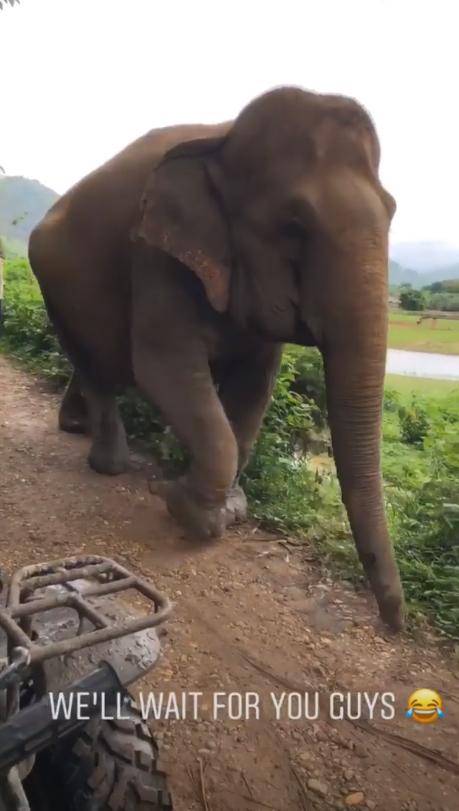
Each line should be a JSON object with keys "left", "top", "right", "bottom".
{"left": 28, "top": 86, "right": 404, "bottom": 631}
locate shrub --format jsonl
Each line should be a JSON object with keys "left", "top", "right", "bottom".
{"left": 289, "top": 347, "right": 327, "bottom": 426}
{"left": 385, "top": 402, "right": 459, "bottom": 637}
{"left": 398, "top": 397, "right": 430, "bottom": 445}
{"left": 383, "top": 388, "right": 400, "bottom": 413}
{"left": 242, "top": 349, "right": 329, "bottom": 531}
{"left": 262, "top": 349, "right": 316, "bottom": 451}
{"left": 427, "top": 292, "right": 459, "bottom": 312}
{"left": 399, "top": 289, "right": 426, "bottom": 311}
{"left": 1, "top": 259, "right": 70, "bottom": 383}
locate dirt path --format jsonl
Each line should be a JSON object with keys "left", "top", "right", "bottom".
{"left": 0, "top": 355, "right": 458, "bottom": 811}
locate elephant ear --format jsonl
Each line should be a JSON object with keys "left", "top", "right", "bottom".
{"left": 133, "top": 137, "right": 231, "bottom": 313}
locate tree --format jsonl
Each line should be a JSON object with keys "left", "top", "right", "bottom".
{"left": 424, "top": 281, "right": 443, "bottom": 293}
{"left": 399, "top": 289, "right": 426, "bottom": 311}
{"left": 0, "top": 1, "right": 20, "bottom": 9}
{"left": 428, "top": 293, "right": 459, "bottom": 312}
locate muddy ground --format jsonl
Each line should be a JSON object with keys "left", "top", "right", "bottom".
{"left": 0, "top": 355, "right": 458, "bottom": 811}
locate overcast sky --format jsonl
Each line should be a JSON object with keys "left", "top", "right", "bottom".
{"left": 1, "top": 0, "right": 457, "bottom": 244}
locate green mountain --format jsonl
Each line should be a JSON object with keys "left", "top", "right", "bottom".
{"left": 391, "top": 241, "right": 459, "bottom": 272}
{"left": 389, "top": 259, "right": 459, "bottom": 288}
{"left": 0, "top": 175, "right": 59, "bottom": 255}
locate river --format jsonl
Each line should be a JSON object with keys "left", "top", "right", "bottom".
{"left": 386, "top": 349, "right": 459, "bottom": 380}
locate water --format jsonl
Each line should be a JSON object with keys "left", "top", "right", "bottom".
{"left": 386, "top": 349, "right": 459, "bottom": 380}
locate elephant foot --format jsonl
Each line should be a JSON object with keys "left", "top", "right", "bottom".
{"left": 59, "top": 384, "right": 89, "bottom": 434}
{"left": 59, "top": 395, "right": 89, "bottom": 434}
{"left": 88, "top": 434, "right": 130, "bottom": 476}
{"left": 225, "top": 484, "right": 248, "bottom": 525}
{"left": 150, "top": 479, "right": 226, "bottom": 541}
{"left": 59, "top": 411, "right": 89, "bottom": 435}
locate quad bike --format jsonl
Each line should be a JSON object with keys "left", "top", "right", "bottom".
{"left": 0, "top": 555, "right": 174, "bottom": 811}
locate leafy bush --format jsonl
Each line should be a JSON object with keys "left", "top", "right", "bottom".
{"left": 242, "top": 349, "right": 328, "bottom": 531}
{"left": 427, "top": 292, "right": 459, "bottom": 312}
{"left": 1, "top": 259, "right": 70, "bottom": 383}
{"left": 261, "top": 349, "right": 317, "bottom": 450}
{"left": 398, "top": 397, "right": 430, "bottom": 445}
{"left": 288, "top": 346, "right": 327, "bottom": 426}
{"left": 384, "top": 396, "right": 459, "bottom": 637}
{"left": 383, "top": 388, "right": 400, "bottom": 413}
{"left": 399, "top": 289, "right": 426, "bottom": 311}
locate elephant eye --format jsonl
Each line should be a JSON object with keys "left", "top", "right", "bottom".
{"left": 281, "top": 218, "right": 304, "bottom": 242}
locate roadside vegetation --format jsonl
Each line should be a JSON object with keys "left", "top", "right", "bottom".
{"left": 1, "top": 257, "right": 458, "bottom": 639}
{"left": 394, "top": 281, "right": 459, "bottom": 313}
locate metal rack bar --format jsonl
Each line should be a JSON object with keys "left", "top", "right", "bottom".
{"left": 0, "top": 556, "right": 173, "bottom": 667}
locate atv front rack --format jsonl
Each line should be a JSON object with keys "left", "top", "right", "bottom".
{"left": 0, "top": 555, "right": 172, "bottom": 670}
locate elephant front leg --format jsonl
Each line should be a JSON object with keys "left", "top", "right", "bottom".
{"left": 133, "top": 347, "right": 238, "bottom": 542}
{"left": 218, "top": 343, "right": 283, "bottom": 524}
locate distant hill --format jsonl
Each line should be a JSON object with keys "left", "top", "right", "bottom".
{"left": 0, "top": 175, "right": 59, "bottom": 255}
{"left": 389, "top": 259, "right": 459, "bottom": 289}
{"left": 391, "top": 241, "right": 459, "bottom": 272}
{"left": 434, "top": 279, "right": 459, "bottom": 293}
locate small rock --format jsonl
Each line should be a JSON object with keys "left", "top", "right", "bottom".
{"left": 307, "top": 778, "right": 329, "bottom": 796}
{"left": 313, "top": 663, "right": 327, "bottom": 677}
{"left": 354, "top": 744, "right": 368, "bottom": 758}
{"left": 345, "top": 792, "right": 365, "bottom": 806}
{"left": 366, "top": 801, "right": 376, "bottom": 810}
{"left": 291, "top": 730, "right": 302, "bottom": 741}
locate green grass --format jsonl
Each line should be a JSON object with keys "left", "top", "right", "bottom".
{"left": 388, "top": 310, "right": 459, "bottom": 354}
{"left": 385, "top": 374, "right": 459, "bottom": 398}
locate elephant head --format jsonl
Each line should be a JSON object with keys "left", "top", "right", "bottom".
{"left": 133, "top": 87, "right": 404, "bottom": 631}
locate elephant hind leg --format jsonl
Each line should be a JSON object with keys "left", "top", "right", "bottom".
{"left": 40, "top": 290, "right": 129, "bottom": 475}
{"left": 83, "top": 381, "right": 129, "bottom": 476}
{"left": 59, "top": 371, "right": 89, "bottom": 434}
{"left": 60, "top": 370, "right": 129, "bottom": 475}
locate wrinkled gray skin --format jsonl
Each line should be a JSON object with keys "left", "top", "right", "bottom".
{"left": 29, "top": 87, "right": 404, "bottom": 631}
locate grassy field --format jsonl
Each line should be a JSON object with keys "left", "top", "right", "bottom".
{"left": 388, "top": 310, "right": 459, "bottom": 354}
{"left": 385, "top": 373, "right": 459, "bottom": 398}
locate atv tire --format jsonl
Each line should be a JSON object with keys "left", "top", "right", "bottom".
{"left": 49, "top": 698, "right": 173, "bottom": 810}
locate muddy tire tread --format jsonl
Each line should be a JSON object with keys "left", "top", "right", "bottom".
{"left": 52, "top": 699, "right": 173, "bottom": 811}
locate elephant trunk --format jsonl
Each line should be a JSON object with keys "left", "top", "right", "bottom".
{"left": 313, "top": 217, "right": 404, "bottom": 630}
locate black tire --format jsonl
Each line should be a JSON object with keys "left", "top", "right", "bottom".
{"left": 49, "top": 698, "right": 173, "bottom": 811}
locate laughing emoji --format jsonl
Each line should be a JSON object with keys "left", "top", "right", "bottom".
{"left": 406, "top": 689, "right": 444, "bottom": 724}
